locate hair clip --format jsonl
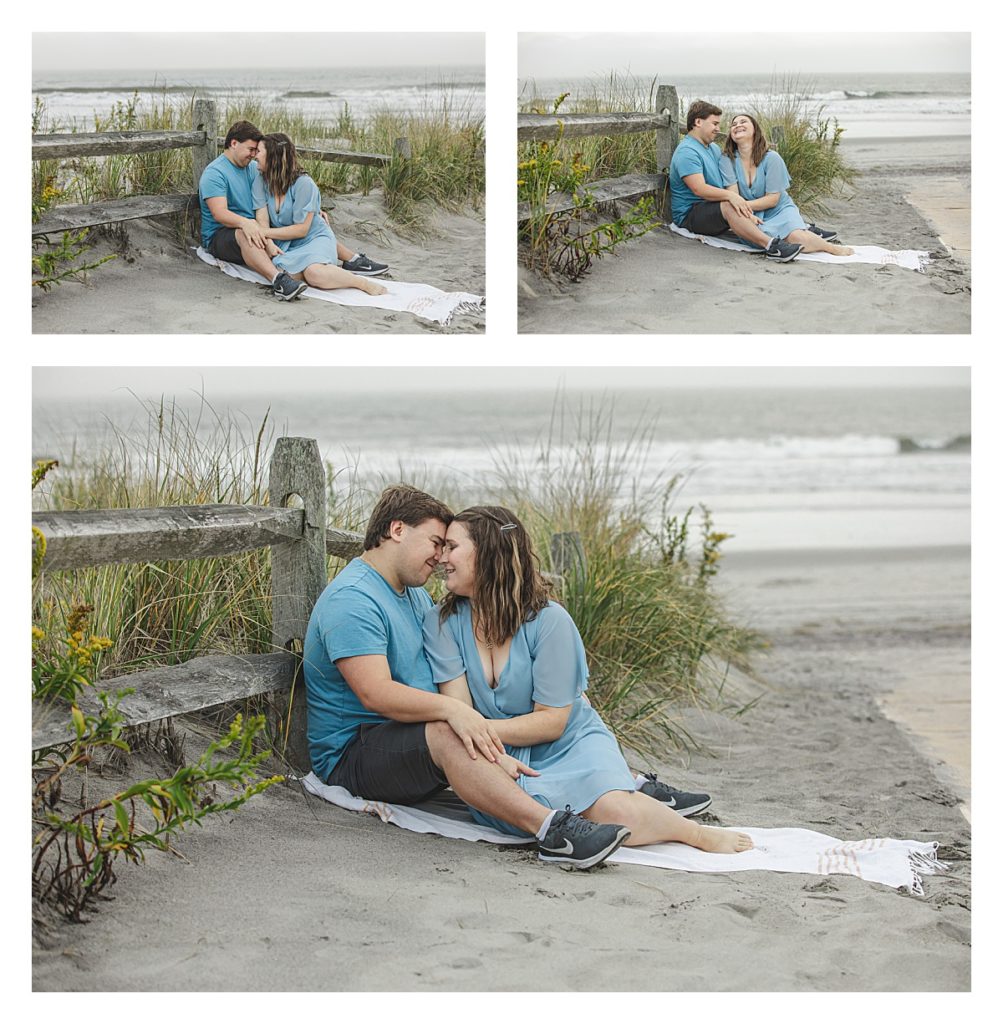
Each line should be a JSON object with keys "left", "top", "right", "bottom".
{"left": 499, "top": 523, "right": 517, "bottom": 532}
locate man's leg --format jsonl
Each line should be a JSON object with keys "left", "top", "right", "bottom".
{"left": 719, "top": 203, "right": 773, "bottom": 249}
{"left": 234, "top": 228, "right": 282, "bottom": 280}
{"left": 425, "top": 721, "right": 549, "bottom": 835}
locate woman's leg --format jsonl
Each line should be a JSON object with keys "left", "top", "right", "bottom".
{"left": 582, "top": 790, "right": 753, "bottom": 852}
{"left": 302, "top": 263, "right": 387, "bottom": 295}
{"left": 785, "top": 229, "right": 853, "bottom": 256}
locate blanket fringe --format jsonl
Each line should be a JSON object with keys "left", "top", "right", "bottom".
{"left": 908, "top": 847, "right": 951, "bottom": 896}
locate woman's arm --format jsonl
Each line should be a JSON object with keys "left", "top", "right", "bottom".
{"left": 439, "top": 674, "right": 474, "bottom": 707}
{"left": 725, "top": 182, "right": 779, "bottom": 212}
{"left": 259, "top": 211, "right": 314, "bottom": 241}
{"left": 491, "top": 703, "right": 572, "bottom": 745}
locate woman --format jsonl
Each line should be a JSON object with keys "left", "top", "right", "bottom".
{"left": 422, "top": 506, "right": 753, "bottom": 854}
{"left": 252, "top": 133, "right": 388, "bottom": 295}
{"left": 721, "top": 114, "right": 853, "bottom": 257}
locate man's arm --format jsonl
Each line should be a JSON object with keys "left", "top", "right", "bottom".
{"left": 724, "top": 183, "right": 780, "bottom": 212}
{"left": 205, "top": 195, "right": 267, "bottom": 247}
{"left": 683, "top": 174, "right": 760, "bottom": 221}
{"left": 337, "top": 654, "right": 505, "bottom": 761}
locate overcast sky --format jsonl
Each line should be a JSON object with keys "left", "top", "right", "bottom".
{"left": 33, "top": 367, "right": 970, "bottom": 401}
{"left": 519, "top": 32, "right": 970, "bottom": 78}
{"left": 33, "top": 33, "right": 483, "bottom": 72}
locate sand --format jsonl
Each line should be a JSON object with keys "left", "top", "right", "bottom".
{"left": 31, "top": 195, "right": 486, "bottom": 335}
{"left": 517, "top": 135, "right": 971, "bottom": 334}
{"left": 31, "top": 544, "right": 970, "bottom": 993}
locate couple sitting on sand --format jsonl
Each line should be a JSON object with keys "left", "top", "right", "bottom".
{"left": 669, "top": 101, "right": 854, "bottom": 263}
{"left": 304, "top": 486, "right": 753, "bottom": 871}
{"left": 198, "top": 120, "right": 391, "bottom": 301}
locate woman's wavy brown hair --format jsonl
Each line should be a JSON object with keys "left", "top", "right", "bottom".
{"left": 722, "top": 113, "right": 769, "bottom": 168}
{"left": 260, "top": 132, "right": 305, "bottom": 198}
{"left": 439, "top": 506, "right": 552, "bottom": 645}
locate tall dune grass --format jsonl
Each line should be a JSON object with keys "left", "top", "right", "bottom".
{"left": 32, "top": 393, "right": 757, "bottom": 755}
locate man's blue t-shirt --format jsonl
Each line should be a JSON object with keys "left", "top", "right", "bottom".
{"left": 668, "top": 135, "right": 726, "bottom": 226}
{"left": 198, "top": 154, "right": 260, "bottom": 247}
{"left": 303, "top": 558, "right": 436, "bottom": 782}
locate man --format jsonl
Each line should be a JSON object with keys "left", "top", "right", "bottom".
{"left": 198, "top": 121, "right": 390, "bottom": 302}
{"left": 668, "top": 100, "right": 802, "bottom": 263}
{"left": 304, "top": 485, "right": 712, "bottom": 870}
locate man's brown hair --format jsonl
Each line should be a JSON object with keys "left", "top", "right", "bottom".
{"left": 363, "top": 485, "right": 453, "bottom": 551}
{"left": 224, "top": 120, "right": 263, "bottom": 148}
{"left": 686, "top": 100, "right": 723, "bottom": 132}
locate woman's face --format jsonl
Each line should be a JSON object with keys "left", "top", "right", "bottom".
{"left": 729, "top": 116, "right": 755, "bottom": 144}
{"left": 255, "top": 144, "right": 269, "bottom": 172}
{"left": 441, "top": 521, "right": 477, "bottom": 598}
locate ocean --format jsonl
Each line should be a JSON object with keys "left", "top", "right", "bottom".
{"left": 518, "top": 72, "right": 971, "bottom": 139}
{"left": 31, "top": 65, "right": 486, "bottom": 130}
{"left": 32, "top": 383, "right": 971, "bottom": 556}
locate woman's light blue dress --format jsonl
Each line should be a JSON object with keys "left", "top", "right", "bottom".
{"left": 422, "top": 601, "right": 636, "bottom": 837}
{"left": 719, "top": 149, "right": 807, "bottom": 244}
{"left": 251, "top": 173, "right": 338, "bottom": 275}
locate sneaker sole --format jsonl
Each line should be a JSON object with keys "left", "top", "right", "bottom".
{"left": 275, "top": 283, "right": 309, "bottom": 301}
{"left": 348, "top": 267, "right": 390, "bottom": 277}
{"left": 538, "top": 826, "right": 631, "bottom": 870}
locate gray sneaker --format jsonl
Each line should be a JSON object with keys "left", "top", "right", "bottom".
{"left": 807, "top": 222, "right": 840, "bottom": 242}
{"left": 272, "top": 271, "right": 308, "bottom": 301}
{"left": 764, "top": 236, "right": 802, "bottom": 262}
{"left": 538, "top": 807, "right": 630, "bottom": 870}
{"left": 342, "top": 253, "right": 389, "bottom": 277}
{"left": 637, "top": 772, "right": 711, "bottom": 817}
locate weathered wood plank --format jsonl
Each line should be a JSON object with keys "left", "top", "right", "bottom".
{"left": 32, "top": 194, "right": 196, "bottom": 237}
{"left": 33, "top": 505, "right": 304, "bottom": 571}
{"left": 213, "top": 137, "right": 390, "bottom": 167}
{"left": 31, "top": 653, "right": 297, "bottom": 751}
{"left": 32, "top": 130, "right": 205, "bottom": 161}
{"left": 326, "top": 527, "right": 364, "bottom": 559}
{"left": 516, "top": 173, "right": 665, "bottom": 222}
{"left": 518, "top": 112, "right": 672, "bottom": 142}
{"left": 192, "top": 99, "right": 219, "bottom": 192}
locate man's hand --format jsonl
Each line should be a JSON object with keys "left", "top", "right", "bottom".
{"left": 724, "top": 192, "right": 760, "bottom": 222}
{"left": 496, "top": 753, "right": 540, "bottom": 780}
{"left": 443, "top": 701, "right": 506, "bottom": 761}
{"left": 238, "top": 218, "right": 268, "bottom": 249}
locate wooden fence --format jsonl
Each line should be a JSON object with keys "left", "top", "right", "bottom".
{"left": 31, "top": 99, "right": 401, "bottom": 238}
{"left": 31, "top": 437, "right": 586, "bottom": 772}
{"left": 517, "top": 85, "right": 680, "bottom": 223}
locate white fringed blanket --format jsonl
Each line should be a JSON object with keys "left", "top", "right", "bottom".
{"left": 668, "top": 224, "right": 931, "bottom": 271}
{"left": 300, "top": 772, "right": 949, "bottom": 896}
{"left": 194, "top": 248, "right": 484, "bottom": 326}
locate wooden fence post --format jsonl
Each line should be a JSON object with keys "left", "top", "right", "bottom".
{"left": 550, "top": 531, "right": 587, "bottom": 591}
{"left": 393, "top": 137, "right": 412, "bottom": 161}
{"left": 268, "top": 437, "right": 328, "bottom": 771}
{"left": 191, "top": 98, "right": 218, "bottom": 192}
{"left": 655, "top": 85, "right": 680, "bottom": 222}
{"left": 770, "top": 125, "right": 786, "bottom": 146}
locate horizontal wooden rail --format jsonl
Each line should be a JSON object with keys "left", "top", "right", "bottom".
{"left": 32, "top": 130, "right": 206, "bottom": 161}
{"left": 517, "top": 172, "right": 665, "bottom": 222}
{"left": 32, "top": 652, "right": 297, "bottom": 751}
{"left": 518, "top": 112, "right": 673, "bottom": 143}
{"left": 32, "top": 194, "right": 196, "bottom": 237}
{"left": 326, "top": 527, "right": 365, "bottom": 559}
{"left": 33, "top": 505, "right": 305, "bottom": 571}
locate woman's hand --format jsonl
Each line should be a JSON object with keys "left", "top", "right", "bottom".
{"left": 496, "top": 753, "right": 540, "bottom": 780}
{"left": 443, "top": 701, "right": 507, "bottom": 761}
{"left": 724, "top": 192, "right": 760, "bottom": 221}
{"left": 264, "top": 239, "right": 282, "bottom": 258}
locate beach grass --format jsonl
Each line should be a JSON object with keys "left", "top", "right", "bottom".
{"left": 32, "top": 394, "right": 757, "bottom": 757}
{"left": 31, "top": 88, "right": 484, "bottom": 236}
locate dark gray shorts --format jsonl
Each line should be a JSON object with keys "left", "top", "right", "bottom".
{"left": 327, "top": 720, "right": 448, "bottom": 804}
{"left": 682, "top": 201, "right": 729, "bottom": 236}
{"left": 207, "top": 227, "right": 245, "bottom": 264}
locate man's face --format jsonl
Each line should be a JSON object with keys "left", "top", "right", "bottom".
{"left": 693, "top": 115, "right": 721, "bottom": 145}
{"left": 395, "top": 518, "right": 448, "bottom": 587}
{"left": 228, "top": 138, "right": 259, "bottom": 167}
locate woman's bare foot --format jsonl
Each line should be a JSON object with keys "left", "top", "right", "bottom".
{"left": 360, "top": 279, "right": 388, "bottom": 296}
{"left": 693, "top": 824, "right": 754, "bottom": 854}
{"left": 831, "top": 244, "right": 854, "bottom": 256}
